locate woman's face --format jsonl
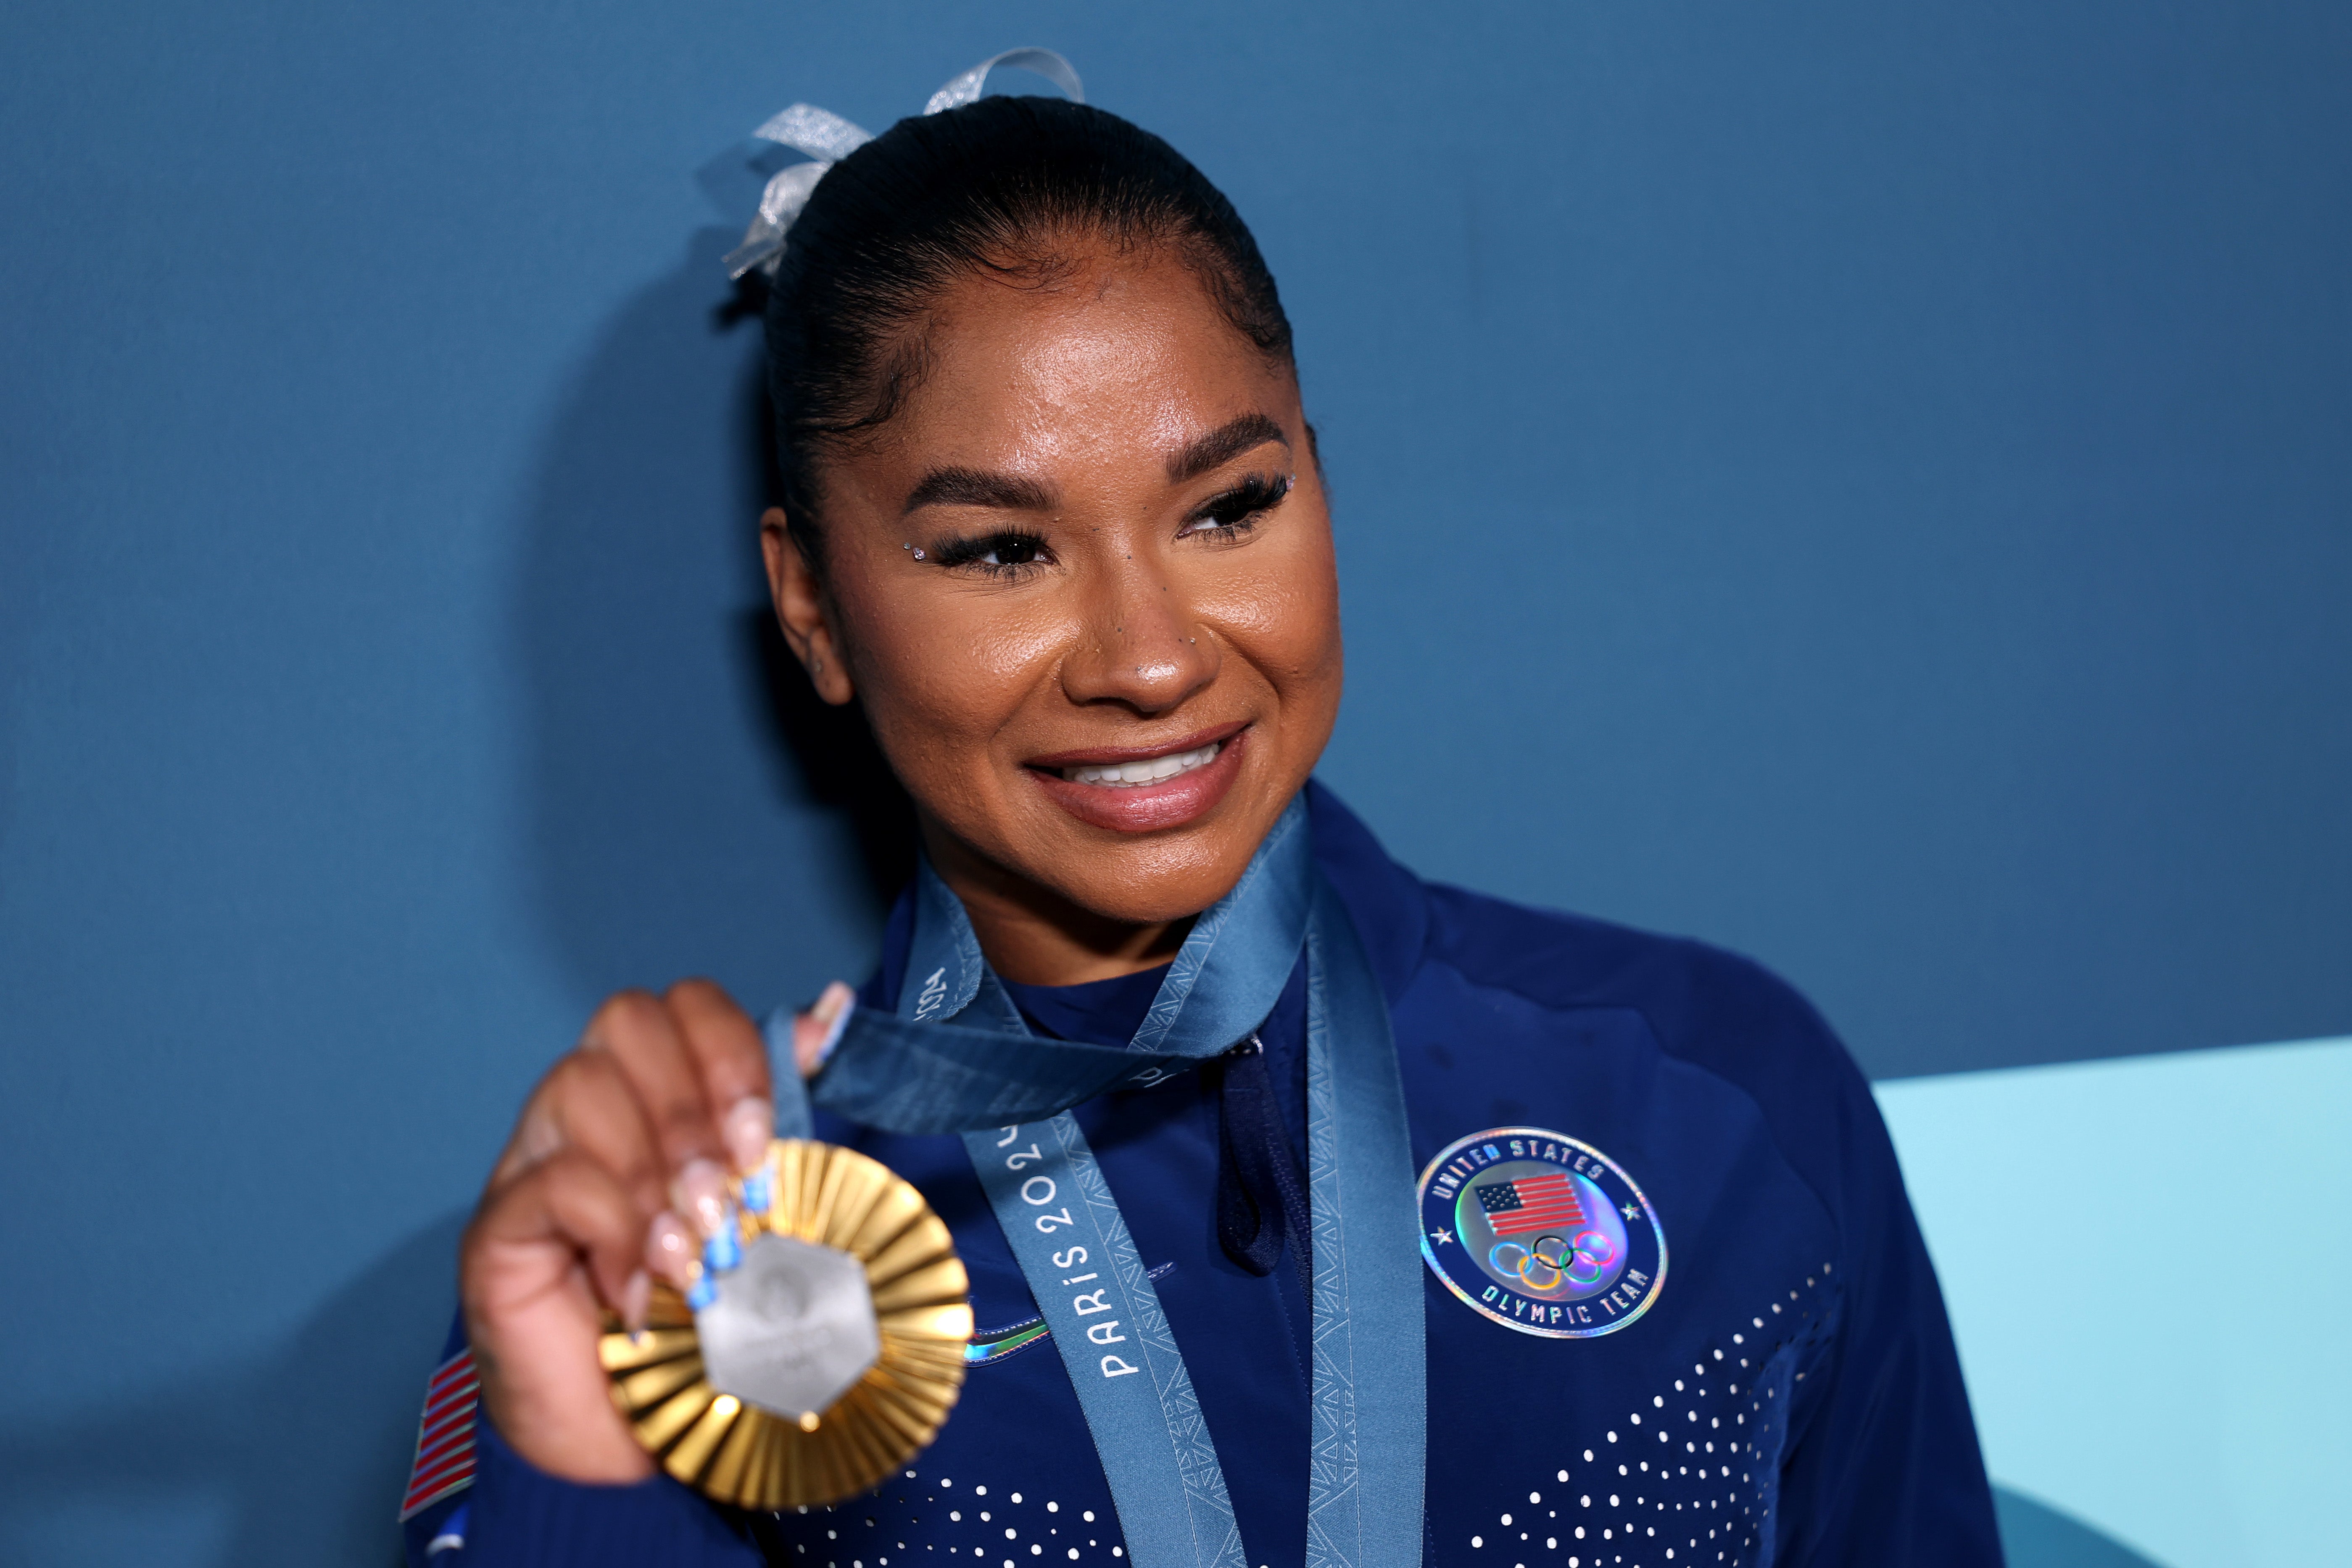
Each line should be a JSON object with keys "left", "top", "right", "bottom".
{"left": 765, "top": 242, "right": 1342, "bottom": 933}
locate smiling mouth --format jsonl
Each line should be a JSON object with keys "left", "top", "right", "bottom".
{"left": 1060, "top": 741, "right": 1224, "bottom": 788}
{"left": 1026, "top": 725, "right": 1248, "bottom": 833}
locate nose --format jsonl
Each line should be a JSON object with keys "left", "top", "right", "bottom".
{"left": 1057, "top": 558, "right": 1219, "bottom": 715}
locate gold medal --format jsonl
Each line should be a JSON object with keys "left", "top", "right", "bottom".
{"left": 598, "top": 1139, "right": 972, "bottom": 1509}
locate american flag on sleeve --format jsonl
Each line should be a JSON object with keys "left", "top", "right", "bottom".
{"left": 398, "top": 1348, "right": 480, "bottom": 1520}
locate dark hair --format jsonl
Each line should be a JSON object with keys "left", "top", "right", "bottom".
{"left": 762, "top": 95, "right": 1295, "bottom": 563}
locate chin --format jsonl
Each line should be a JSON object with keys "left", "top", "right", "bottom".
{"left": 1049, "top": 849, "right": 1258, "bottom": 927}
{"left": 1028, "top": 790, "right": 1285, "bottom": 925}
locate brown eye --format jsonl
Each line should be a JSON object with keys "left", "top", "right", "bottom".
{"left": 982, "top": 534, "right": 1042, "bottom": 567}
{"left": 1182, "top": 472, "right": 1293, "bottom": 538}
{"left": 930, "top": 529, "right": 1054, "bottom": 574}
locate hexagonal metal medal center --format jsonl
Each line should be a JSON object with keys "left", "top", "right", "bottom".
{"left": 696, "top": 1233, "right": 880, "bottom": 1420}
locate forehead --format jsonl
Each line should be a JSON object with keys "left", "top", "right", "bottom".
{"left": 883, "top": 246, "right": 1293, "bottom": 472}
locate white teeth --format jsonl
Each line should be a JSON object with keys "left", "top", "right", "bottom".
{"left": 1063, "top": 742, "right": 1223, "bottom": 788}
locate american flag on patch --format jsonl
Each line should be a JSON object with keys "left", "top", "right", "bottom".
{"left": 398, "top": 1348, "right": 480, "bottom": 1520}
{"left": 1475, "top": 1173, "right": 1587, "bottom": 1237}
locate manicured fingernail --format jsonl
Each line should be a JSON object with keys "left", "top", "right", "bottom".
{"left": 516, "top": 1109, "right": 563, "bottom": 1169}
{"left": 646, "top": 1210, "right": 696, "bottom": 1286}
{"left": 621, "top": 1269, "right": 650, "bottom": 1333}
{"left": 675, "top": 1158, "right": 729, "bottom": 1237}
{"left": 817, "top": 988, "right": 855, "bottom": 1057}
{"left": 687, "top": 1272, "right": 717, "bottom": 1312}
{"left": 792, "top": 1013, "right": 825, "bottom": 1077}
{"left": 704, "top": 1204, "right": 743, "bottom": 1275}
{"left": 723, "top": 1096, "right": 772, "bottom": 1174}
{"left": 794, "top": 984, "right": 857, "bottom": 1076}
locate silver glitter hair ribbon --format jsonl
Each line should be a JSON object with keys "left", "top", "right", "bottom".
{"left": 724, "top": 47, "right": 1086, "bottom": 280}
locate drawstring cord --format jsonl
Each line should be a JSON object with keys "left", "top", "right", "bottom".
{"left": 1211, "top": 1032, "right": 1314, "bottom": 1310}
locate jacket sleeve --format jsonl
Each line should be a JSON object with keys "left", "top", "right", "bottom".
{"left": 440, "top": 1411, "right": 769, "bottom": 1568}
{"left": 393, "top": 1313, "right": 766, "bottom": 1568}
{"left": 1770, "top": 1059, "right": 2005, "bottom": 1568}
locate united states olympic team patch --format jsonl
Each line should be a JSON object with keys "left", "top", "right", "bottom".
{"left": 1418, "top": 1127, "right": 1666, "bottom": 1338}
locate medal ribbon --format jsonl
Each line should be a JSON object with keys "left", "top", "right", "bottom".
{"left": 767, "top": 796, "right": 1426, "bottom": 1568}
{"left": 790, "top": 798, "right": 1314, "bottom": 1133}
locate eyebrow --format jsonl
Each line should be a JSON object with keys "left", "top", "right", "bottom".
{"left": 901, "top": 466, "right": 1059, "bottom": 517}
{"left": 1167, "top": 413, "right": 1290, "bottom": 485}
{"left": 898, "top": 414, "right": 1291, "bottom": 516}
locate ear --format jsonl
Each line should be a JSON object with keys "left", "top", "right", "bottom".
{"left": 761, "top": 508, "right": 856, "bottom": 706}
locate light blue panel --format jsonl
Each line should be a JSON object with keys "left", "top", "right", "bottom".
{"left": 1878, "top": 1037, "right": 2352, "bottom": 1568}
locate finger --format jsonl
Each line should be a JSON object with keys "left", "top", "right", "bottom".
{"left": 487, "top": 1044, "right": 661, "bottom": 1198}
{"left": 582, "top": 988, "right": 725, "bottom": 1190}
{"left": 487, "top": 1051, "right": 596, "bottom": 1189}
{"left": 791, "top": 980, "right": 857, "bottom": 1079}
{"left": 469, "top": 1146, "right": 649, "bottom": 1314}
{"left": 664, "top": 979, "right": 775, "bottom": 1173}
{"left": 521, "top": 1050, "right": 668, "bottom": 1215}
{"left": 643, "top": 1207, "right": 699, "bottom": 1289}
{"left": 490, "top": 1084, "right": 567, "bottom": 1189}
{"left": 460, "top": 1149, "right": 658, "bottom": 1482}
{"left": 479, "top": 1046, "right": 700, "bottom": 1304}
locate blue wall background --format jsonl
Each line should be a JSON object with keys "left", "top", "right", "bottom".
{"left": 2, "top": 2, "right": 2346, "bottom": 1563}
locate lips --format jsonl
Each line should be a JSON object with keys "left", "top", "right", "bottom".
{"left": 1026, "top": 723, "right": 1250, "bottom": 833}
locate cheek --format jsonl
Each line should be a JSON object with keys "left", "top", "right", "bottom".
{"left": 846, "top": 595, "right": 1070, "bottom": 774}
{"left": 1203, "top": 532, "right": 1344, "bottom": 688}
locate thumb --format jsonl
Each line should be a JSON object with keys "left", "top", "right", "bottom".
{"left": 791, "top": 981, "right": 857, "bottom": 1078}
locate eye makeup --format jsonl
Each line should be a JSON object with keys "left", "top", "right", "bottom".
{"left": 1179, "top": 471, "right": 1292, "bottom": 540}
{"left": 917, "top": 470, "right": 1295, "bottom": 577}
{"left": 926, "top": 529, "right": 1053, "bottom": 574}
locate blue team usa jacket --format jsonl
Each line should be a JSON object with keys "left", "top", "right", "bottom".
{"left": 401, "top": 784, "right": 2002, "bottom": 1567}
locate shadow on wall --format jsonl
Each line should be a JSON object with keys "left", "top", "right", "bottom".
{"left": 0, "top": 1210, "right": 467, "bottom": 1568}
{"left": 511, "top": 224, "right": 911, "bottom": 1012}
{"left": 0, "top": 227, "right": 920, "bottom": 1568}
{"left": 1996, "top": 1487, "right": 2169, "bottom": 1568}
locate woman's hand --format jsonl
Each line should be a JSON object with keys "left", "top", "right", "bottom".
{"left": 459, "top": 978, "right": 854, "bottom": 1483}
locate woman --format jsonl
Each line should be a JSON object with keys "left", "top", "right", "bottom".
{"left": 401, "top": 60, "right": 2001, "bottom": 1568}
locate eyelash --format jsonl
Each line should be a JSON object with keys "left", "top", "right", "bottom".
{"left": 1179, "top": 472, "right": 1293, "bottom": 542}
{"left": 927, "top": 530, "right": 1052, "bottom": 576}
{"left": 923, "top": 472, "right": 1295, "bottom": 578}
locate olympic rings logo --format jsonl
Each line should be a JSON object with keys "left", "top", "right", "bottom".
{"left": 1489, "top": 1229, "right": 1619, "bottom": 1291}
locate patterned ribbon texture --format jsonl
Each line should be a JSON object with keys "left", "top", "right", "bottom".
{"left": 723, "top": 47, "right": 1085, "bottom": 279}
